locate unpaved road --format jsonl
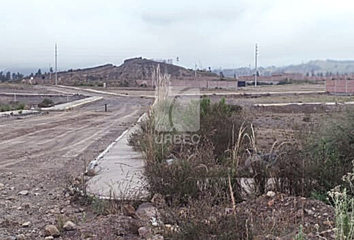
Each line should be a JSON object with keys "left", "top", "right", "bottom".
{"left": 0, "top": 89, "right": 152, "bottom": 239}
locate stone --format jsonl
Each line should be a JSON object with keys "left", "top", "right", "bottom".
{"left": 136, "top": 203, "right": 160, "bottom": 222}
{"left": 22, "top": 221, "right": 31, "bottom": 227}
{"left": 44, "top": 225, "right": 60, "bottom": 237}
{"left": 148, "top": 235, "right": 164, "bottom": 240}
{"left": 268, "top": 199, "right": 275, "bottom": 207}
{"left": 305, "top": 209, "right": 314, "bottom": 215}
{"left": 18, "top": 190, "right": 29, "bottom": 196}
{"left": 122, "top": 204, "right": 135, "bottom": 216}
{"left": 85, "top": 169, "right": 96, "bottom": 177}
{"left": 16, "top": 234, "right": 26, "bottom": 240}
{"left": 63, "top": 221, "right": 76, "bottom": 231}
{"left": 138, "top": 226, "right": 150, "bottom": 238}
{"left": 0, "top": 183, "right": 4, "bottom": 190}
{"left": 266, "top": 191, "right": 276, "bottom": 198}
{"left": 44, "top": 237, "right": 54, "bottom": 240}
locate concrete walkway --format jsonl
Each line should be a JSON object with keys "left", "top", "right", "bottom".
{"left": 42, "top": 96, "right": 103, "bottom": 111}
{"left": 254, "top": 101, "right": 354, "bottom": 107}
{"left": 86, "top": 124, "right": 147, "bottom": 200}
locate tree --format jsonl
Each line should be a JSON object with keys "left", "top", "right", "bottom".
{"left": 5, "top": 71, "right": 11, "bottom": 81}
{"left": 0, "top": 72, "right": 4, "bottom": 81}
{"left": 36, "top": 69, "right": 42, "bottom": 77}
{"left": 17, "top": 72, "right": 23, "bottom": 80}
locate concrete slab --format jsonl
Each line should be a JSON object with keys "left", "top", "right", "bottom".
{"left": 0, "top": 109, "right": 39, "bottom": 118}
{"left": 86, "top": 125, "right": 147, "bottom": 200}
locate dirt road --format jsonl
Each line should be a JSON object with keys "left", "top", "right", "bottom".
{"left": 0, "top": 93, "right": 152, "bottom": 239}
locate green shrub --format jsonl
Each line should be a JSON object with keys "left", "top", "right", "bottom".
{"left": 38, "top": 98, "right": 54, "bottom": 108}
{"left": 0, "top": 102, "right": 26, "bottom": 112}
{"left": 129, "top": 98, "right": 248, "bottom": 204}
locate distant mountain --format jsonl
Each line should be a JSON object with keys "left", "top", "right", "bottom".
{"left": 217, "top": 60, "right": 354, "bottom": 77}
{"left": 280, "top": 60, "right": 354, "bottom": 75}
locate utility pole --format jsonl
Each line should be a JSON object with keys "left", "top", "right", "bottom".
{"left": 49, "top": 63, "right": 52, "bottom": 80}
{"left": 55, "top": 43, "right": 58, "bottom": 85}
{"left": 194, "top": 63, "right": 197, "bottom": 79}
{"left": 255, "top": 43, "right": 258, "bottom": 87}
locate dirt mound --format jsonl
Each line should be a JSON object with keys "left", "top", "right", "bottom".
{"left": 238, "top": 193, "right": 335, "bottom": 239}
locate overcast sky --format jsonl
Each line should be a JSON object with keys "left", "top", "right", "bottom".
{"left": 1, "top": 0, "right": 354, "bottom": 71}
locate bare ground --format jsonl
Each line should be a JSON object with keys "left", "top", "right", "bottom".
{"left": 0, "top": 95, "right": 152, "bottom": 239}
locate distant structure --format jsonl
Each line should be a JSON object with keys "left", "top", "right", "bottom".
{"left": 55, "top": 43, "right": 58, "bottom": 85}
{"left": 326, "top": 79, "right": 354, "bottom": 95}
{"left": 153, "top": 58, "right": 174, "bottom": 65}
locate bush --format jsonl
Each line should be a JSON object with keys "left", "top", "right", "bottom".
{"left": 129, "top": 98, "right": 249, "bottom": 204}
{"left": 306, "top": 113, "right": 354, "bottom": 194}
{"left": 0, "top": 102, "right": 26, "bottom": 112}
{"left": 272, "top": 112, "right": 354, "bottom": 198}
{"left": 38, "top": 98, "right": 54, "bottom": 108}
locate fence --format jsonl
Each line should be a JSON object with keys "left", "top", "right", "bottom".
{"left": 136, "top": 79, "right": 238, "bottom": 89}
{"left": 326, "top": 80, "right": 354, "bottom": 94}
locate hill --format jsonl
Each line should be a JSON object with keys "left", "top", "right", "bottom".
{"left": 44, "top": 57, "right": 218, "bottom": 86}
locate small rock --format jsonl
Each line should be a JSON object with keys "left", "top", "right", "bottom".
{"left": 0, "top": 183, "right": 4, "bottom": 190}
{"left": 85, "top": 169, "right": 96, "bottom": 176}
{"left": 323, "top": 220, "right": 333, "bottom": 226}
{"left": 22, "top": 221, "right": 31, "bottom": 227}
{"left": 16, "top": 234, "right": 26, "bottom": 240}
{"left": 267, "top": 199, "right": 275, "bottom": 207}
{"left": 138, "top": 226, "right": 150, "bottom": 238}
{"left": 266, "top": 191, "right": 276, "bottom": 198}
{"left": 224, "top": 208, "right": 234, "bottom": 215}
{"left": 136, "top": 203, "right": 160, "bottom": 222}
{"left": 148, "top": 235, "right": 164, "bottom": 240}
{"left": 305, "top": 209, "right": 314, "bottom": 215}
{"left": 63, "top": 221, "right": 76, "bottom": 231}
{"left": 44, "top": 225, "right": 60, "bottom": 237}
{"left": 18, "top": 190, "right": 29, "bottom": 196}
{"left": 44, "top": 237, "right": 54, "bottom": 240}
{"left": 122, "top": 204, "right": 135, "bottom": 216}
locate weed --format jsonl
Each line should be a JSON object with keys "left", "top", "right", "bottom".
{"left": 295, "top": 225, "right": 304, "bottom": 240}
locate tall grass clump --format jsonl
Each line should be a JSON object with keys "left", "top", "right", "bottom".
{"left": 328, "top": 161, "right": 354, "bottom": 240}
